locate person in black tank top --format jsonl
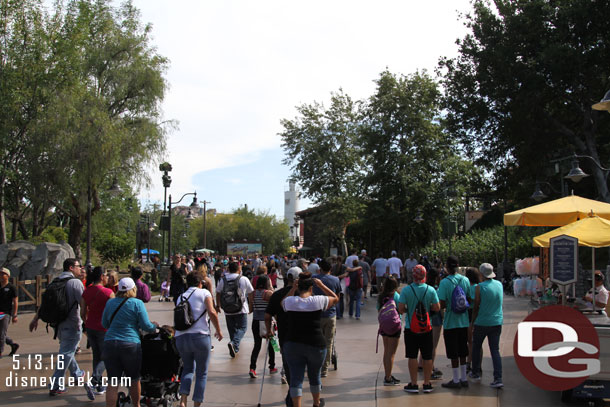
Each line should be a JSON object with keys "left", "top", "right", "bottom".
{"left": 281, "top": 272, "right": 338, "bottom": 407}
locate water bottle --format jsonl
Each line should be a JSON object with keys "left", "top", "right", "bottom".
{"left": 270, "top": 336, "right": 280, "bottom": 353}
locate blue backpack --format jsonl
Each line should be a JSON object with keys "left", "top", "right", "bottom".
{"left": 450, "top": 278, "right": 469, "bottom": 313}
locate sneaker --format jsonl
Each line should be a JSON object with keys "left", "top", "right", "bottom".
{"left": 355, "top": 317, "right": 360, "bottom": 320}
{"left": 490, "top": 380, "right": 504, "bottom": 388}
{"left": 432, "top": 368, "right": 443, "bottom": 377}
{"left": 49, "top": 388, "right": 67, "bottom": 396}
{"left": 94, "top": 385, "right": 106, "bottom": 395}
{"left": 404, "top": 383, "right": 419, "bottom": 393}
{"left": 391, "top": 375, "right": 401, "bottom": 384}
{"left": 460, "top": 380, "right": 469, "bottom": 388}
{"left": 441, "top": 380, "right": 461, "bottom": 389}
{"left": 75, "top": 346, "right": 81, "bottom": 354}
{"left": 9, "top": 343, "right": 19, "bottom": 356}
{"left": 383, "top": 377, "right": 399, "bottom": 386}
{"left": 270, "top": 367, "right": 278, "bottom": 374}
{"left": 228, "top": 342, "right": 236, "bottom": 358}
{"left": 466, "top": 364, "right": 472, "bottom": 373}
{"left": 81, "top": 374, "right": 95, "bottom": 401}
{"left": 211, "top": 345, "right": 215, "bottom": 352}
{"left": 249, "top": 369, "right": 257, "bottom": 378}
{"left": 281, "top": 374, "right": 288, "bottom": 384}
{"left": 320, "top": 370, "right": 328, "bottom": 377}
{"left": 422, "top": 383, "right": 434, "bottom": 393}
{"left": 431, "top": 370, "right": 443, "bottom": 380}
{"left": 468, "top": 372, "right": 481, "bottom": 381}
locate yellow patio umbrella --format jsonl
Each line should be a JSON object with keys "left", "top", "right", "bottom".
{"left": 532, "top": 213, "right": 608, "bottom": 311}
{"left": 504, "top": 195, "right": 610, "bottom": 226}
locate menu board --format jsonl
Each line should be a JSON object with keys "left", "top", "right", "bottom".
{"left": 550, "top": 235, "right": 578, "bottom": 285}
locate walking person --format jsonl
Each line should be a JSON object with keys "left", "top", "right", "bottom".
{"left": 170, "top": 255, "right": 188, "bottom": 305}
{"left": 216, "top": 260, "right": 254, "bottom": 357}
{"left": 102, "top": 277, "right": 158, "bottom": 407}
{"left": 0, "top": 267, "right": 19, "bottom": 357}
{"left": 131, "top": 267, "right": 151, "bottom": 303}
{"left": 175, "top": 271, "right": 223, "bottom": 407}
{"left": 377, "top": 275, "right": 402, "bottom": 386}
{"left": 438, "top": 256, "right": 472, "bottom": 389}
{"left": 282, "top": 272, "right": 339, "bottom": 407}
{"left": 331, "top": 257, "right": 347, "bottom": 319}
{"left": 398, "top": 265, "right": 440, "bottom": 393}
{"left": 248, "top": 275, "right": 276, "bottom": 378}
{"left": 80, "top": 266, "right": 114, "bottom": 394}
{"left": 372, "top": 253, "right": 388, "bottom": 296}
{"left": 29, "top": 258, "right": 95, "bottom": 400}
{"left": 469, "top": 263, "right": 504, "bottom": 388}
{"left": 312, "top": 259, "right": 341, "bottom": 377}
{"left": 465, "top": 267, "right": 481, "bottom": 372}
{"left": 347, "top": 259, "right": 363, "bottom": 319}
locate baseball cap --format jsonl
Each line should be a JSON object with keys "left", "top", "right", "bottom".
{"left": 361, "top": 249, "right": 367, "bottom": 255}
{"left": 0, "top": 267, "right": 10, "bottom": 277}
{"left": 118, "top": 277, "right": 136, "bottom": 292}
{"left": 391, "top": 250, "right": 397, "bottom": 256}
{"left": 446, "top": 255, "right": 459, "bottom": 268}
{"left": 479, "top": 263, "right": 496, "bottom": 279}
{"left": 287, "top": 267, "right": 302, "bottom": 280}
{"left": 413, "top": 264, "right": 426, "bottom": 282}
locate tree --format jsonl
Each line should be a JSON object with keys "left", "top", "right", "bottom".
{"left": 439, "top": 0, "right": 610, "bottom": 204}
{"left": 280, "top": 90, "right": 365, "bottom": 254}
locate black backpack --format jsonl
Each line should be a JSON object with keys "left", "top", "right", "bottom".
{"left": 174, "top": 289, "right": 207, "bottom": 331}
{"left": 38, "top": 276, "right": 78, "bottom": 337}
{"left": 219, "top": 275, "right": 243, "bottom": 314}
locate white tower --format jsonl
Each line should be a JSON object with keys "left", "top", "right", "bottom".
{"left": 284, "top": 181, "right": 299, "bottom": 226}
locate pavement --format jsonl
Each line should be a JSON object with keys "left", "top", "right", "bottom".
{"left": 0, "top": 283, "right": 607, "bottom": 407}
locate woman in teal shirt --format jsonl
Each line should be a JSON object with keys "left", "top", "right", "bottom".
{"left": 102, "top": 278, "right": 158, "bottom": 407}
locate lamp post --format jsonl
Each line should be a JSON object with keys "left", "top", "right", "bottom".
{"left": 160, "top": 163, "right": 172, "bottom": 264}
{"left": 137, "top": 214, "right": 157, "bottom": 263}
{"left": 85, "top": 185, "right": 92, "bottom": 268}
{"left": 201, "top": 200, "right": 211, "bottom": 249}
{"left": 168, "top": 192, "right": 198, "bottom": 257}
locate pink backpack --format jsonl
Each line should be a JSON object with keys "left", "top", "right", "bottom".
{"left": 376, "top": 297, "right": 402, "bottom": 353}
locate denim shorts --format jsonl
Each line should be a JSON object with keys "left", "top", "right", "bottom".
{"left": 103, "top": 340, "right": 142, "bottom": 381}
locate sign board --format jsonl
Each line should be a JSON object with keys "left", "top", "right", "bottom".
{"left": 227, "top": 242, "right": 262, "bottom": 257}
{"left": 550, "top": 235, "right": 578, "bottom": 285}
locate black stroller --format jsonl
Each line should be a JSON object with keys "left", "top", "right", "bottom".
{"left": 117, "top": 327, "right": 182, "bottom": 407}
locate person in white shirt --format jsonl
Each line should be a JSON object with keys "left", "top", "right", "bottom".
{"left": 582, "top": 271, "right": 609, "bottom": 310}
{"left": 387, "top": 251, "right": 403, "bottom": 280}
{"left": 404, "top": 253, "right": 418, "bottom": 284}
{"left": 344, "top": 249, "right": 359, "bottom": 269}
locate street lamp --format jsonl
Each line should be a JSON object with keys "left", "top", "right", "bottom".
{"left": 160, "top": 162, "right": 172, "bottom": 264}
{"left": 200, "top": 200, "right": 211, "bottom": 249}
{"left": 168, "top": 191, "right": 198, "bottom": 257}
{"left": 85, "top": 185, "right": 92, "bottom": 268}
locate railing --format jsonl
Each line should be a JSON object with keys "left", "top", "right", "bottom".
{"left": 9, "top": 275, "right": 53, "bottom": 312}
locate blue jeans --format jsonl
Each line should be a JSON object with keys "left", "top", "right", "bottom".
{"left": 471, "top": 324, "right": 502, "bottom": 381}
{"left": 283, "top": 341, "right": 326, "bottom": 398}
{"left": 86, "top": 328, "right": 106, "bottom": 385}
{"left": 51, "top": 324, "right": 84, "bottom": 389}
{"left": 337, "top": 293, "right": 344, "bottom": 319}
{"left": 348, "top": 288, "right": 362, "bottom": 318}
{"left": 176, "top": 333, "right": 211, "bottom": 403}
{"left": 225, "top": 313, "right": 248, "bottom": 353}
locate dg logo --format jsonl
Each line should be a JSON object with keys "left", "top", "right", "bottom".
{"left": 513, "top": 305, "right": 600, "bottom": 391}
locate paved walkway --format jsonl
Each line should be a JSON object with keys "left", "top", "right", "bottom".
{"left": 0, "top": 286, "right": 605, "bottom": 406}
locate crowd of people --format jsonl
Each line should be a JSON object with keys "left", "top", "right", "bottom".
{"left": 0, "top": 249, "right": 523, "bottom": 406}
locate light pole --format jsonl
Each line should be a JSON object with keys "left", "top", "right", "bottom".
{"left": 168, "top": 192, "right": 198, "bottom": 257}
{"left": 85, "top": 185, "right": 92, "bottom": 268}
{"left": 160, "top": 163, "right": 172, "bottom": 264}
{"left": 201, "top": 200, "right": 211, "bottom": 249}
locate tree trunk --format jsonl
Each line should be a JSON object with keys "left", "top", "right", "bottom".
{"left": 11, "top": 219, "right": 17, "bottom": 242}
{"left": 0, "top": 182, "right": 6, "bottom": 244}
{"left": 17, "top": 219, "right": 29, "bottom": 240}
{"left": 68, "top": 216, "right": 84, "bottom": 260}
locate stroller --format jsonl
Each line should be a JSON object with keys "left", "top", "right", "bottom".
{"left": 117, "top": 327, "right": 182, "bottom": 407}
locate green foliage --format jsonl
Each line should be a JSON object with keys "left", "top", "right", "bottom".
{"left": 422, "top": 225, "right": 542, "bottom": 267}
{"left": 30, "top": 226, "right": 69, "bottom": 245}
{"left": 95, "top": 232, "right": 133, "bottom": 264}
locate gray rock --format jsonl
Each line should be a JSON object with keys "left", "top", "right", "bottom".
{"left": 0, "top": 240, "right": 75, "bottom": 280}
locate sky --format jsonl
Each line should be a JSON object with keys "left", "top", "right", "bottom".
{"left": 132, "top": 0, "right": 474, "bottom": 218}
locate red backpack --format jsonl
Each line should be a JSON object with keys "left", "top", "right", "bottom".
{"left": 409, "top": 285, "right": 432, "bottom": 334}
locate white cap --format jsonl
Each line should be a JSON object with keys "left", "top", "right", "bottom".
{"left": 361, "top": 249, "right": 367, "bottom": 255}
{"left": 118, "top": 277, "right": 136, "bottom": 292}
{"left": 287, "top": 267, "right": 302, "bottom": 280}
{"left": 479, "top": 263, "right": 496, "bottom": 279}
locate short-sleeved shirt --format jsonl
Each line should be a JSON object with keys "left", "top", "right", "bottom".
{"left": 474, "top": 279, "right": 503, "bottom": 326}
{"left": 82, "top": 285, "right": 114, "bottom": 331}
{"left": 437, "top": 273, "right": 471, "bottom": 330}
{"left": 135, "top": 279, "right": 151, "bottom": 303}
{"left": 372, "top": 258, "right": 388, "bottom": 277}
{"left": 0, "top": 283, "right": 17, "bottom": 314}
{"left": 398, "top": 283, "right": 439, "bottom": 326}
{"left": 404, "top": 258, "right": 418, "bottom": 273}
{"left": 308, "top": 263, "right": 320, "bottom": 274}
{"left": 312, "top": 273, "right": 341, "bottom": 318}
{"left": 359, "top": 261, "right": 371, "bottom": 284}
{"left": 587, "top": 285, "right": 609, "bottom": 306}
{"left": 175, "top": 287, "right": 212, "bottom": 336}
{"left": 102, "top": 297, "right": 156, "bottom": 343}
{"left": 387, "top": 257, "right": 403, "bottom": 277}
{"left": 216, "top": 273, "right": 254, "bottom": 314}
{"left": 282, "top": 295, "right": 329, "bottom": 347}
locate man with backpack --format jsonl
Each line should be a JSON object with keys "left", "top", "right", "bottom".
{"left": 398, "top": 265, "right": 440, "bottom": 393}
{"left": 29, "top": 258, "right": 95, "bottom": 400}
{"left": 215, "top": 261, "right": 253, "bottom": 358}
{"left": 437, "top": 255, "right": 472, "bottom": 389}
